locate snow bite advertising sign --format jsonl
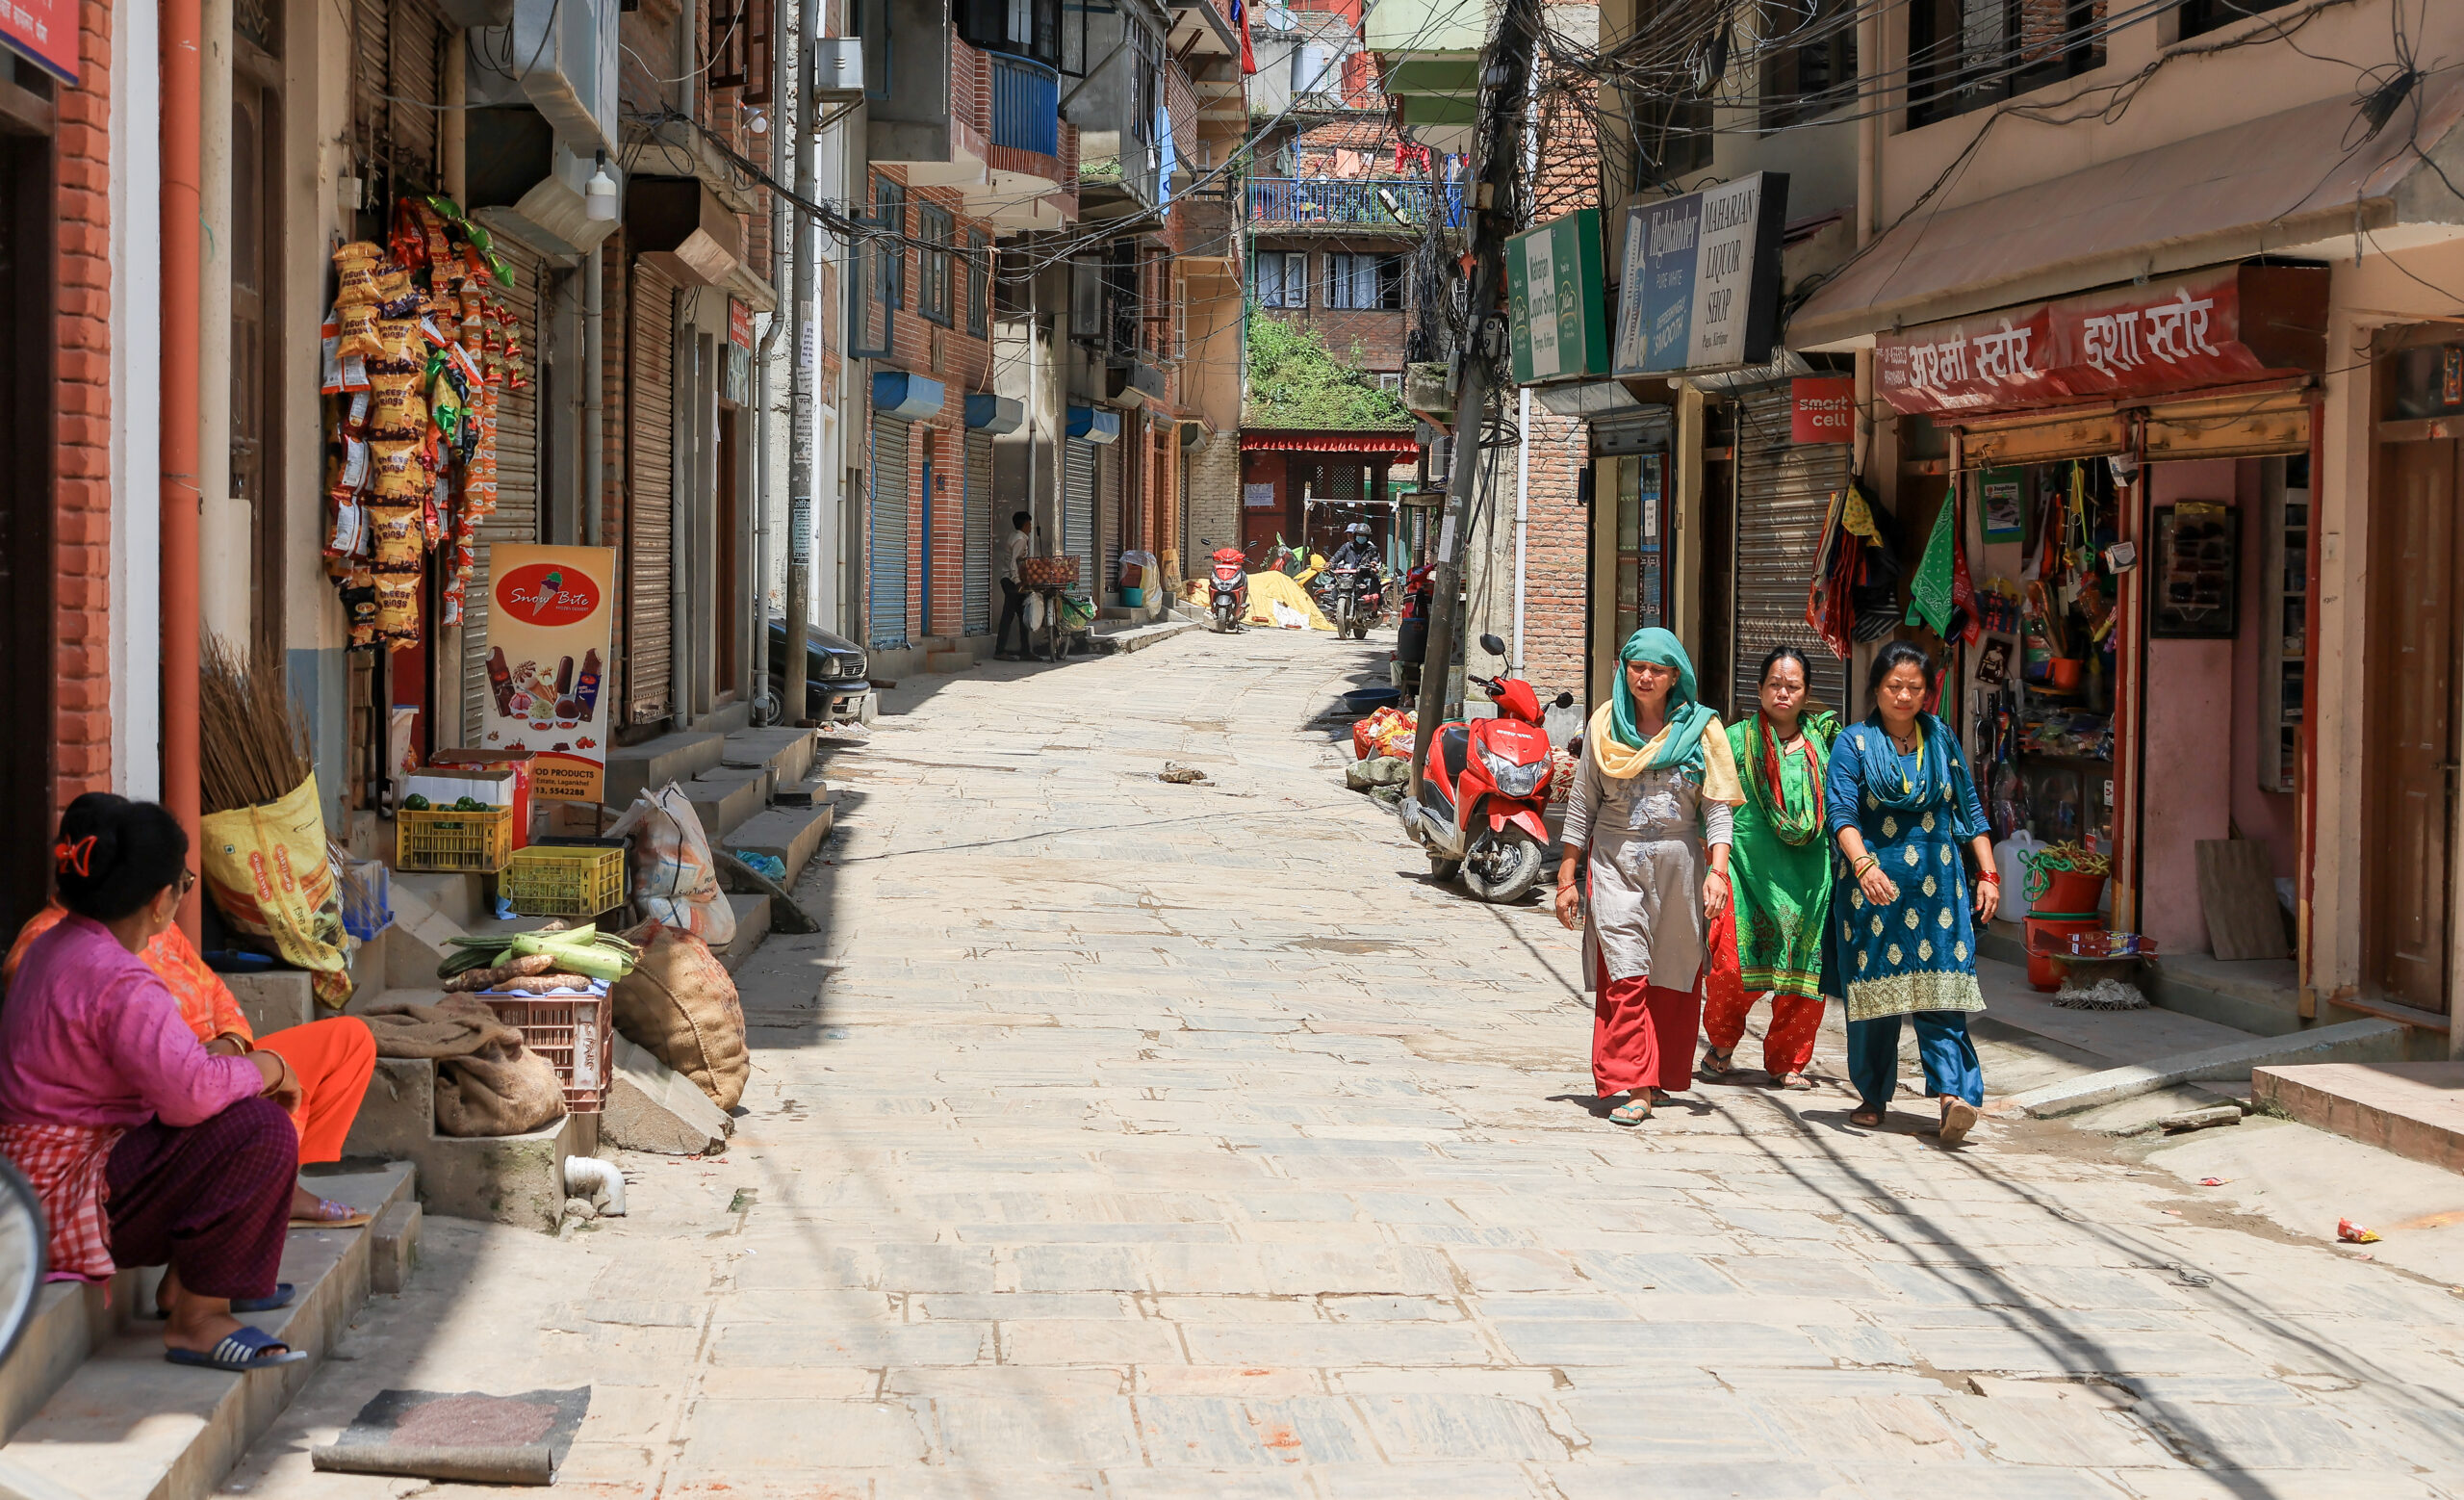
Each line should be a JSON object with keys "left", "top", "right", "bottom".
{"left": 1872, "top": 266, "right": 2329, "bottom": 416}
{"left": 0, "top": 0, "right": 79, "bottom": 85}
{"left": 478, "top": 545, "right": 616, "bottom": 803}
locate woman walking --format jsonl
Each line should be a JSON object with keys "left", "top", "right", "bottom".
{"left": 1555, "top": 629, "right": 1743, "bottom": 1125}
{"left": 1823, "top": 642, "right": 2001, "bottom": 1144}
{"left": 1703, "top": 646, "right": 1839, "bottom": 1090}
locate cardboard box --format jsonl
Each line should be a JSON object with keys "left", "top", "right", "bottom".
{"left": 427, "top": 752, "right": 534, "bottom": 851}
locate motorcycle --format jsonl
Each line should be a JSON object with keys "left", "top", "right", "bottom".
{"left": 1393, "top": 564, "right": 1434, "bottom": 695}
{"left": 1397, "top": 633, "right": 1575, "bottom": 903}
{"left": 1207, "top": 546, "right": 1249, "bottom": 633}
{"left": 1316, "top": 565, "right": 1372, "bottom": 638}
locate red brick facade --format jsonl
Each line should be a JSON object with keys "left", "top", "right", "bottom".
{"left": 57, "top": 0, "right": 114, "bottom": 810}
{"left": 1250, "top": 239, "right": 1415, "bottom": 375}
{"left": 1516, "top": 406, "right": 1590, "bottom": 700}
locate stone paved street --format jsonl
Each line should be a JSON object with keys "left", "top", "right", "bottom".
{"left": 231, "top": 630, "right": 2464, "bottom": 1498}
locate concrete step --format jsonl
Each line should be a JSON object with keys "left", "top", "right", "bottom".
{"left": 719, "top": 803, "right": 834, "bottom": 890}
{"left": 924, "top": 650, "right": 970, "bottom": 674}
{"left": 720, "top": 726, "right": 820, "bottom": 788}
{"left": 2253, "top": 1061, "right": 2464, "bottom": 1173}
{"left": 223, "top": 971, "right": 314, "bottom": 1037}
{"left": 688, "top": 765, "right": 772, "bottom": 842}
{"left": 603, "top": 729, "right": 728, "bottom": 810}
{"left": 718, "top": 892, "right": 771, "bottom": 973}
{"left": 0, "top": 1164, "right": 413, "bottom": 1500}
{"left": 388, "top": 869, "right": 485, "bottom": 929}
{"left": 0, "top": 1272, "right": 151, "bottom": 1447}
{"left": 1092, "top": 618, "right": 1203, "bottom": 655}
{"left": 342, "top": 1023, "right": 593, "bottom": 1232}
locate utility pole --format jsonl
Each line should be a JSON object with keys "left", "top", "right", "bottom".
{"left": 783, "top": 0, "right": 821, "bottom": 723}
{"left": 1410, "top": 0, "right": 1539, "bottom": 796}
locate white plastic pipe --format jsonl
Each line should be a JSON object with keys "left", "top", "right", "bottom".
{"left": 563, "top": 1156, "right": 626, "bottom": 1216}
{"left": 1513, "top": 386, "right": 1529, "bottom": 666}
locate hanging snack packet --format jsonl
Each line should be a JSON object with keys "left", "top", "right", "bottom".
{"left": 376, "top": 317, "right": 421, "bottom": 368}
{"left": 327, "top": 497, "right": 368, "bottom": 558}
{"left": 338, "top": 302, "right": 384, "bottom": 361}
{"left": 370, "top": 438, "right": 424, "bottom": 499}
{"left": 332, "top": 242, "right": 386, "bottom": 305}
{"left": 369, "top": 504, "right": 424, "bottom": 568}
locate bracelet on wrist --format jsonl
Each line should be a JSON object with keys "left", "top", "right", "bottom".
{"left": 1976, "top": 872, "right": 2000, "bottom": 885}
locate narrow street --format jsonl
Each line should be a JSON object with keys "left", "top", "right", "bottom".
{"left": 230, "top": 634, "right": 2462, "bottom": 1499}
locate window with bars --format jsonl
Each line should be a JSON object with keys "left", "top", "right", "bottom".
{"left": 1759, "top": 0, "right": 1858, "bottom": 131}
{"left": 1326, "top": 252, "right": 1402, "bottom": 310}
{"left": 965, "top": 229, "right": 989, "bottom": 338}
{"left": 706, "top": 0, "right": 772, "bottom": 102}
{"left": 919, "top": 203, "right": 954, "bottom": 326}
{"left": 1635, "top": 0, "right": 1715, "bottom": 181}
{"left": 871, "top": 175, "right": 907, "bottom": 310}
{"left": 1252, "top": 251, "right": 1308, "bottom": 309}
{"left": 2177, "top": 0, "right": 2292, "bottom": 37}
{"left": 1907, "top": 0, "right": 2108, "bottom": 129}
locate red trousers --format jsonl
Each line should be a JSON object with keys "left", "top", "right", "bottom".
{"left": 256, "top": 1017, "right": 375, "bottom": 1166}
{"left": 1591, "top": 953, "right": 1702, "bottom": 1097}
{"left": 1700, "top": 905, "right": 1823, "bottom": 1076}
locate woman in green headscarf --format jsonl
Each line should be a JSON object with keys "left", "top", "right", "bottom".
{"left": 1553, "top": 629, "right": 1745, "bottom": 1125}
{"left": 1702, "top": 646, "right": 1841, "bottom": 1091}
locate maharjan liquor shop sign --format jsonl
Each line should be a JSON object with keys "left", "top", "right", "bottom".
{"left": 1611, "top": 172, "right": 1788, "bottom": 377}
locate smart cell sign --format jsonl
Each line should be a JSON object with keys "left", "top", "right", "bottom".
{"left": 479, "top": 544, "right": 617, "bottom": 803}
{"left": 1507, "top": 209, "right": 1610, "bottom": 386}
{"left": 1612, "top": 172, "right": 1788, "bottom": 376}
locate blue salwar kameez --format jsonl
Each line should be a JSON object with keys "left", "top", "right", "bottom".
{"left": 1820, "top": 717, "right": 1990, "bottom": 1111}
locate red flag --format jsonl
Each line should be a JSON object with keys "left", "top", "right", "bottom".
{"left": 1234, "top": 0, "right": 1255, "bottom": 75}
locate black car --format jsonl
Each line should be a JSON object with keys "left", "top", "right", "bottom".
{"left": 765, "top": 617, "right": 871, "bottom": 720}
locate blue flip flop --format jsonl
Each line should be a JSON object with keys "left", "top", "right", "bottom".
{"left": 146, "top": 1282, "right": 295, "bottom": 1320}
{"left": 166, "top": 1325, "right": 306, "bottom": 1371}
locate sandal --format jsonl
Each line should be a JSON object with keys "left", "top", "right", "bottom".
{"left": 1607, "top": 1095, "right": 1654, "bottom": 1127}
{"left": 1699, "top": 1047, "right": 1742, "bottom": 1082}
{"left": 1772, "top": 1073, "right": 1817, "bottom": 1092}
{"left": 1848, "top": 1107, "right": 1886, "bottom": 1128}
{"left": 166, "top": 1326, "right": 306, "bottom": 1372}
{"left": 1938, "top": 1098, "right": 1980, "bottom": 1148}
{"left": 291, "top": 1196, "right": 371, "bottom": 1228}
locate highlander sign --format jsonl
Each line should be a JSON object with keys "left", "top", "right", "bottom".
{"left": 1873, "top": 265, "right": 2329, "bottom": 415}
{"left": 1611, "top": 172, "right": 1788, "bottom": 376}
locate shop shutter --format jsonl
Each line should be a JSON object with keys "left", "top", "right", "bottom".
{"left": 462, "top": 240, "right": 548, "bottom": 735}
{"left": 868, "top": 413, "right": 911, "bottom": 649}
{"left": 1732, "top": 383, "right": 1849, "bottom": 720}
{"left": 1100, "top": 437, "right": 1123, "bottom": 599}
{"left": 628, "top": 260, "right": 680, "bottom": 724}
{"left": 1064, "top": 436, "right": 1097, "bottom": 593}
{"left": 962, "top": 429, "right": 993, "bottom": 635}
{"left": 353, "top": 0, "right": 443, "bottom": 187}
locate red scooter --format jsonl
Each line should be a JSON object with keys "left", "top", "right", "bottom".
{"left": 1398, "top": 633, "right": 1574, "bottom": 902}
{"left": 1207, "top": 547, "right": 1248, "bottom": 633}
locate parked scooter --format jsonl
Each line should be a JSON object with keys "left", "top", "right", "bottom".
{"left": 1207, "top": 546, "right": 1249, "bottom": 633}
{"left": 1396, "top": 633, "right": 1575, "bottom": 902}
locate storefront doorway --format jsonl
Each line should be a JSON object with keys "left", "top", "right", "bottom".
{"left": 0, "top": 108, "right": 54, "bottom": 933}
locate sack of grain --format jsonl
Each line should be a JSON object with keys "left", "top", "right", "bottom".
{"left": 610, "top": 921, "right": 750, "bottom": 1110}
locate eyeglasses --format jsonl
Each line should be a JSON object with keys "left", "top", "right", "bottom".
{"left": 175, "top": 869, "right": 197, "bottom": 897}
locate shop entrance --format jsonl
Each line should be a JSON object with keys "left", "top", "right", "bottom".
{"left": 714, "top": 406, "right": 741, "bottom": 700}
{"left": 0, "top": 120, "right": 54, "bottom": 935}
{"left": 2363, "top": 435, "right": 2461, "bottom": 1015}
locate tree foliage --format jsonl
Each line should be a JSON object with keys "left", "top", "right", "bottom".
{"left": 1242, "top": 317, "right": 1412, "bottom": 430}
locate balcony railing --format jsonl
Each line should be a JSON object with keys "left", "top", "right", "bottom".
{"left": 988, "top": 50, "right": 1060, "bottom": 157}
{"left": 1245, "top": 177, "right": 1462, "bottom": 228}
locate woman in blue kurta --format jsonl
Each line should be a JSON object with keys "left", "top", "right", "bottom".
{"left": 1822, "top": 642, "right": 2002, "bottom": 1144}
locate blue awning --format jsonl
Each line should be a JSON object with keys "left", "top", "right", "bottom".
{"left": 1065, "top": 405, "right": 1120, "bottom": 444}
{"left": 872, "top": 371, "right": 946, "bottom": 422}
{"left": 964, "top": 394, "right": 1024, "bottom": 435}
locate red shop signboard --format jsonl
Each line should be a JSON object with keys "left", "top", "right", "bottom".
{"left": 1, "top": 0, "right": 79, "bottom": 84}
{"left": 1873, "top": 264, "right": 2326, "bottom": 417}
{"left": 1790, "top": 376, "right": 1855, "bottom": 443}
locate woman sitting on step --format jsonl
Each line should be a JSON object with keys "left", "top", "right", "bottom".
{"left": 0, "top": 795, "right": 316, "bottom": 1372}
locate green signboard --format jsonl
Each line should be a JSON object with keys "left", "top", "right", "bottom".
{"left": 1507, "top": 209, "right": 1610, "bottom": 386}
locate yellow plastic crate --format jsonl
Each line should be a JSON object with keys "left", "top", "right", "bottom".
{"left": 502, "top": 842, "right": 627, "bottom": 918}
{"left": 394, "top": 805, "right": 514, "bottom": 874}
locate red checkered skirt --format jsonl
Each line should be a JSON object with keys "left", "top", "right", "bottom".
{"left": 0, "top": 1122, "right": 127, "bottom": 1282}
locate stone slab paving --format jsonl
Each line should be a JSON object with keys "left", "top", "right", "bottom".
{"left": 224, "top": 631, "right": 2464, "bottom": 1499}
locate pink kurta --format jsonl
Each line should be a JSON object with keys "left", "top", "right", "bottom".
{"left": 0, "top": 914, "right": 261, "bottom": 1131}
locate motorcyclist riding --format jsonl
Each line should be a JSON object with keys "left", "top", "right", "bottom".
{"left": 1328, "top": 522, "right": 1378, "bottom": 573}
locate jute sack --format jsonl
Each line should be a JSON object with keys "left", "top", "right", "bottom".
{"left": 611, "top": 921, "right": 749, "bottom": 1110}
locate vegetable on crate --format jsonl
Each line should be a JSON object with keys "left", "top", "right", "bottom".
{"left": 436, "top": 921, "right": 640, "bottom": 984}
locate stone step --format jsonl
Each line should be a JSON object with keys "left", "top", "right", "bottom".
{"left": 388, "top": 869, "right": 485, "bottom": 929}
{"left": 720, "top": 726, "right": 820, "bottom": 788}
{"left": 223, "top": 970, "right": 314, "bottom": 1037}
{"left": 1091, "top": 618, "right": 1203, "bottom": 655}
{"left": 718, "top": 892, "right": 771, "bottom": 973}
{"left": 688, "top": 765, "right": 772, "bottom": 842}
{"left": 924, "top": 649, "right": 970, "bottom": 674}
{"left": 2253, "top": 1061, "right": 2464, "bottom": 1173}
{"left": 603, "top": 729, "right": 728, "bottom": 811}
{"left": 341, "top": 1023, "right": 593, "bottom": 1232}
{"left": 719, "top": 803, "right": 834, "bottom": 891}
{"left": 0, "top": 1164, "right": 413, "bottom": 1500}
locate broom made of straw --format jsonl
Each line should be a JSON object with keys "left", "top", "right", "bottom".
{"left": 199, "top": 635, "right": 313, "bottom": 815}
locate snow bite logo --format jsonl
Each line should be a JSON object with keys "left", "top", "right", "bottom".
{"left": 496, "top": 563, "right": 602, "bottom": 626}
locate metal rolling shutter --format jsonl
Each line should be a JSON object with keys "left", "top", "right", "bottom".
{"left": 1732, "top": 383, "right": 1849, "bottom": 719}
{"left": 353, "top": 0, "right": 443, "bottom": 186}
{"left": 462, "top": 241, "right": 547, "bottom": 735}
{"left": 1100, "top": 438, "right": 1122, "bottom": 600}
{"left": 868, "top": 414, "right": 911, "bottom": 649}
{"left": 1064, "top": 437, "right": 1096, "bottom": 594}
{"left": 628, "top": 260, "right": 680, "bottom": 723}
{"left": 962, "top": 429, "right": 992, "bottom": 635}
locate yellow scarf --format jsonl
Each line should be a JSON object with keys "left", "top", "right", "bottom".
{"left": 1587, "top": 703, "right": 1744, "bottom": 804}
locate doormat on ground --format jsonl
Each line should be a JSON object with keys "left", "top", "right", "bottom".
{"left": 310, "top": 1387, "right": 592, "bottom": 1486}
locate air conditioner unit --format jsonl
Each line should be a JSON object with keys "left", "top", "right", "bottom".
{"left": 812, "top": 38, "right": 864, "bottom": 102}
{"left": 469, "top": 0, "right": 621, "bottom": 155}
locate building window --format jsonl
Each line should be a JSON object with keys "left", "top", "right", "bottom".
{"left": 850, "top": 0, "right": 891, "bottom": 100}
{"left": 870, "top": 175, "right": 906, "bottom": 310}
{"left": 1909, "top": 1, "right": 2109, "bottom": 129}
{"left": 1376, "top": 373, "right": 1403, "bottom": 394}
{"left": 2177, "top": 0, "right": 2292, "bottom": 36}
{"left": 919, "top": 203, "right": 954, "bottom": 326}
{"left": 1760, "top": 0, "right": 1858, "bottom": 131}
{"left": 965, "top": 228, "right": 989, "bottom": 338}
{"left": 1326, "top": 252, "right": 1402, "bottom": 310}
{"left": 957, "top": 0, "right": 1061, "bottom": 67}
{"left": 1635, "top": 0, "right": 1713, "bottom": 182}
{"left": 1253, "top": 251, "right": 1308, "bottom": 308}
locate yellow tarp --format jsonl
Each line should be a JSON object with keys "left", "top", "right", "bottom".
{"left": 1243, "top": 568, "right": 1333, "bottom": 631}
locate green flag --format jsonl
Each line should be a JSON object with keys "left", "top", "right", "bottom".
{"left": 1906, "top": 491, "right": 1958, "bottom": 637}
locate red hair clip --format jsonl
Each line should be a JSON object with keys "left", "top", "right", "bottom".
{"left": 53, "top": 837, "right": 94, "bottom": 878}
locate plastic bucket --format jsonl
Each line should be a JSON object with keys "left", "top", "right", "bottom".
{"left": 1121, "top": 586, "right": 1145, "bottom": 608}
{"left": 2029, "top": 866, "right": 2109, "bottom": 915}
{"left": 2023, "top": 912, "right": 2102, "bottom": 992}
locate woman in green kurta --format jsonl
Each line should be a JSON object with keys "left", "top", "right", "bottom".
{"left": 1702, "top": 647, "right": 1839, "bottom": 1089}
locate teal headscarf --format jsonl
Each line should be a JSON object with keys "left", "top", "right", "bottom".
{"left": 1611, "top": 628, "right": 1717, "bottom": 772}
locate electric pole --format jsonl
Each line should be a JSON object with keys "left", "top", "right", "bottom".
{"left": 1410, "top": 0, "right": 1539, "bottom": 796}
{"left": 783, "top": 0, "right": 821, "bottom": 723}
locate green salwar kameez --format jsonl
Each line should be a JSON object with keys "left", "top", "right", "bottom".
{"left": 1723, "top": 713, "right": 1838, "bottom": 1000}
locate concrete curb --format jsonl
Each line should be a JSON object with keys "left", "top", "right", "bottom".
{"left": 2003, "top": 1018, "right": 2408, "bottom": 1118}
{"left": 1093, "top": 619, "right": 1202, "bottom": 655}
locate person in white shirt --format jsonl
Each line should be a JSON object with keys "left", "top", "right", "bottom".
{"left": 997, "top": 511, "right": 1037, "bottom": 659}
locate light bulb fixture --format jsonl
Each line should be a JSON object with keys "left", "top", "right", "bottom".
{"left": 585, "top": 151, "right": 618, "bottom": 222}
{"left": 746, "top": 106, "right": 768, "bottom": 135}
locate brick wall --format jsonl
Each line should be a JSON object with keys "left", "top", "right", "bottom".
{"left": 1251, "top": 237, "right": 1415, "bottom": 373}
{"left": 57, "top": 0, "right": 114, "bottom": 811}
{"left": 1187, "top": 430, "right": 1241, "bottom": 574}
{"left": 1518, "top": 405, "right": 1590, "bottom": 704}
